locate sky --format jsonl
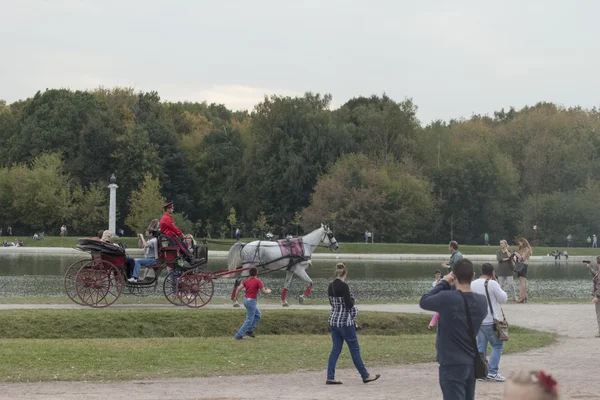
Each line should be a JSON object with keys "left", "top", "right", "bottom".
{"left": 1, "top": 0, "right": 599, "bottom": 124}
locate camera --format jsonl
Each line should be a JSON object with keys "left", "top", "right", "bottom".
{"left": 582, "top": 260, "right": 591, "bottom": 264}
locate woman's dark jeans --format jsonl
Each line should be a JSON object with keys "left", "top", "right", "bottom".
{"left": 327, "top": 324, "right": 369, "bottom": 380}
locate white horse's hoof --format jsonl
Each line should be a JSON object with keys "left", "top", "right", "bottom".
{"left": 233, "top": 303, "right": 240, "bottom": 308}
{"left": 282, "top": 302, "right": 289, "bottom": 307}
{"left": 298, "top": 295, "right": 305, "bottom": 304}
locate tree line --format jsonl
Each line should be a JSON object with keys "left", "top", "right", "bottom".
{"left": 1, "top": 88, "right": 599, "bottom": 246}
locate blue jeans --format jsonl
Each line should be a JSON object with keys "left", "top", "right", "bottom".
{"left": 477, "top": 323, "right": 504, "bottom": 375}
{"left": 132, "top": 258, "right": 156, "bottom": 279}
{"left": 234, "top": 298, "right": 261, "bottom": 339}
{"left": 439, "top": 364, "right": 476, "bottom": 400}
{"left": 327, "top": 324, "right": 369, "bottom": 380}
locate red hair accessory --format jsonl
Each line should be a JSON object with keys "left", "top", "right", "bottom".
{"left": 535, "top": 371, "right": 558, "bottom": 394}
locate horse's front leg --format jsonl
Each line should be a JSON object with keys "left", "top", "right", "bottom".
{"left": 231, "top": 278, "right": 241, "bottom": 307}
{"left": 281, "top": 271, "right": 294, "bottom": 307}
{"left": 295, "top": 261, "right": 313, "bottom": 305}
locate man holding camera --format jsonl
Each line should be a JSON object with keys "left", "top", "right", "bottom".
{"left": 584, "top": 257, "right": 600, "bottom": 338}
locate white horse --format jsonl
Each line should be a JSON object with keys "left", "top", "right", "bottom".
{"left": 227, "top": 224, "right": 339, "bottom": 306}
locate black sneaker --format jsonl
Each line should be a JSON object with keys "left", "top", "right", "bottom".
{"left": 245, "top": 331, "right": 255, "bottom": 338}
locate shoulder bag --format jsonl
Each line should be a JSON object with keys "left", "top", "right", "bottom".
{"left": 460, "top": 291, "right": 489, "bottom": 379}
{"left": 484, "top": 279, "right": 509, "bottom": 341}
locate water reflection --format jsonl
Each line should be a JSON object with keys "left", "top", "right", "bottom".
{"left": 0, "top": 254, "right": 594, "bottom": 300}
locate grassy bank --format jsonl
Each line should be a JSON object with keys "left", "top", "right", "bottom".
{"left": 0, "top": 309, "right": 555, "bottom": 382}
{"left": 7, "top": 236, "right": 600, "bottom": 255}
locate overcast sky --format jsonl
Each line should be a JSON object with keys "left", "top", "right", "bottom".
{"left": 1, "top": 0, "right": 598, "bottom": 124}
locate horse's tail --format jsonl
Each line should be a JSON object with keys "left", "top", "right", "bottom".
{"left": 227, "top": 242, "right": 245, "bottom": 275}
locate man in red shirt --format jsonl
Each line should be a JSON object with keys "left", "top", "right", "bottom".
{"left": 159, "top": 201, "right": 190, "bottom": 261}
{"left": 234, "top": 266, "right": 271, "bottom": 340}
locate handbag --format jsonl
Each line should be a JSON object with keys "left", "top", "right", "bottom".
{"left": 514, "top": 262, "right": 525, "bottom": 273}
{"left": 485, "top": 280, "right": 509, "bottom": 341}
{"left": 460, "top": 291, "right": 489, "bottom": 379}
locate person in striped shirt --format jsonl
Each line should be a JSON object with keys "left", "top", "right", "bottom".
{"left": 326, "top": 262, "right": 380, "bottom": 385}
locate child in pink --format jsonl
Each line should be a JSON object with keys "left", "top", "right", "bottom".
{"left": 427, "top": 270, "right": 442, "bottom": 329}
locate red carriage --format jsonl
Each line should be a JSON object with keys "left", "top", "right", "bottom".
{"left": 64, "top": 235, "right": 215, "bottom": 308}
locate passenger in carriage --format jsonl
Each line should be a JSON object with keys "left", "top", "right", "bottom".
{"left": 128, "top": 220, "right": 160, "bottom": 283}
{"left": 184, "top": 234, "right": 197, "bottom": 258}
{"left": 101, "top": 230, "right": 113, "bottom": 242}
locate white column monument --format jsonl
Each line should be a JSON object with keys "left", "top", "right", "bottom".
{"left": 108, "top": 173, "right": 118, "bottom": 235}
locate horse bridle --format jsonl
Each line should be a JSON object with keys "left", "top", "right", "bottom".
{"left": 322, "top": 230, "right": 338, "bottom": 250}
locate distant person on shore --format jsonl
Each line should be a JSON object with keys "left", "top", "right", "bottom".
{"left": 514, "top": 238, "right": 532, "bottom": 303}
{"left": 484, "top": 232, "right": 489, "bottom": 246}
{"left": 60, "top": 225, "right": 67, "bottom": 237}
{"left": 235, "top": 228, "right": 241, "bottom": 241}
{"left": 584, "top": 257, "right": 600, "bottom": 338}
{"left": 7, "top": 226, "right": 12, "bottom": 236}
{"left": 441, "top": 241, "right": 462, "bottom": 271}
{"left": 503, "top": 370, "right": 559, "bottom": 400}
{"left": 496, "top": 240, "right": 517, "bottom": 302}
{"left": 420, "top": 259, "right": 488, "bottom": 400}
{"left": 593, "top": 235, "right": 598, "bottom": 248}
{"left": 364, "top": 231, "right": 368, "bottom": 244}
{"left": 567, "top": 234, "right": 573, "bottom": 247}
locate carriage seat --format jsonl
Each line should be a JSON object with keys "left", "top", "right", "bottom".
{"left": 158, "top": 234, "right": 181, "bottom": 263}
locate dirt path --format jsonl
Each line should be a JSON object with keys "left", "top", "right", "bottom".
{"left": 0, "top": 303, "right": 598, "bottom": 399}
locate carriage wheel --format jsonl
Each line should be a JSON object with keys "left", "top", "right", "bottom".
{"left": 75, "top": 260, "right": 124, "bottom": 308}
{"left": 64, "top": 259, "right": 91, "bottom": 305}
{"left": 162, "top": 268, "right": 184, "bottom": 306}
{"left": 178, "top": 269, "right": 214, "bottom": 308}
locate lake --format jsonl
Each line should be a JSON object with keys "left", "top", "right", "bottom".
{"left": 0, "top": 254, "right": 594, "bottom": 301}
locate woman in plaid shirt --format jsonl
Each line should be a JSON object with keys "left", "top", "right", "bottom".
{"left": 326, "top": 263, "right": 380, "bottom": 385}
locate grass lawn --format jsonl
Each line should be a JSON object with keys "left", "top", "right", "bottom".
{"left": 0, "top": 309, "right": 555, "bottom": 382}
{"left": 8, "top": 236, "right": 600, "bottom": 256}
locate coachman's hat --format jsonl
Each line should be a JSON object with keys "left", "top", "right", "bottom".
{"left": 163, "top": 201, "right": 174, "bottom": 209}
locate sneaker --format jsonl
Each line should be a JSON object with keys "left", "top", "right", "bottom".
{"left": 246, "top": 331, "right": 255, "bottom": 338}
{"left": 477, "top": 376, "right": 489, "bottom": 382}
{"left": 487, "top": 373, "right": 506, "bottom": 382}
{"left": 235, "top": 337, "right": 243, "bottom": 340}
{"left": 127, "top": 277, "right": 138, "bottom": 283}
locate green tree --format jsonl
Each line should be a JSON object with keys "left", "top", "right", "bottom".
{"left": 243, "top": 93, "right": 353, "bottom": 227}
{"left": 253, "top": 211, "right": 268, "bottom": 238}
{"left": 125, "top": 174, "right": 166, "bottom": 235}
{"left": 302, "top": 154, "right": 434, "bottom": 242}
{"left": 227, "top": 207, "right": 237, "bottom": 238}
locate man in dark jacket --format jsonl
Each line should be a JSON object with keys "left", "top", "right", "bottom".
{"left": 420, "top": 259, "right": 488, "bottom": 400}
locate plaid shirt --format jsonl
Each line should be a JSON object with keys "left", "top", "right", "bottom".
{"left": 328, "top": 296, "right": 358, "bottom": 327}
{"left": 328, "top": 280, "right": 359, "bottom": 327}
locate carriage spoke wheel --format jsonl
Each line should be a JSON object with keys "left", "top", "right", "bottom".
{"left": 163, "top": 268, "right": 185, "bottom": 306}
{"left": 75, "top": 260, "right": 124, "bottom": 308}
{"left": 64, "top": 259, "right": 91, "bottom": 305}
{"left": 178, "top": 270, "right": 214, "bottom": 308}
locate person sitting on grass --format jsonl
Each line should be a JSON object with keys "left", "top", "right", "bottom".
{"left": 234, "top": 266, "right": 271, "bottom": 340}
